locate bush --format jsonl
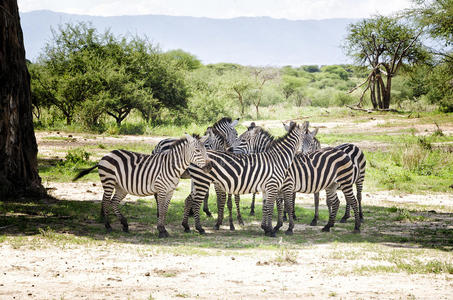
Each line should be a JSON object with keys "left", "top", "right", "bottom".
{"left": 118, "top": 123, "right": 146, "bottom": 135}
{"left": 60, "top": 149, "right": 91, "bottom": 166}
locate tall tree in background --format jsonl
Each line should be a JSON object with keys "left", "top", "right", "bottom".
{"left": 344, "top": 16, "right": 426, "bottom": 109}
{"left": 0, "top": 0, "right": 45, "bottom": 198}
{"left": 407, "top": 0, "right": 453, "bottom": 112}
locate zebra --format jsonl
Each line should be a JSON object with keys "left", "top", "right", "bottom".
{"left": 283, "top": 125, "right": 321, "bottom": 225}
{"left": 152, "top": 117, "right": 240, "bottom": 218}
{"left": 182, "top": 122, "right": 308, "bottom": 236}
{"left": 233, "top": 122, "right": 322, "bottom": 221}
{"left": 229, "top": 123, "right": 361, "bottom": 234}
{"left": 73, "top": 134, "right": 211, "bottom": 238}
{"left": 277, "top": 147, "right": 360, "bottom": 235}
{"left": 287, "top": 125, "right": 366, "bottom": 225}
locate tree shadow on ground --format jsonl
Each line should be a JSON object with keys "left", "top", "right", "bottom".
{"left": 1, "top": 196, "right": 452, "bottom": 251}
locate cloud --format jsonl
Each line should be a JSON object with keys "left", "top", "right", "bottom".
{"left": 18, "top": 0, "right": 413, "bottom": 19}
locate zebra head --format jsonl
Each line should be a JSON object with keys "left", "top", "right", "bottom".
{"left": 299, "top": 121, "right": 319, "bottom": 154}
{"left": 212, "top": 117, "right": 240, "bottom": 147}
{"left": 281, "top": 121, "right": 309, "bottom": 153}
{"left": 185, "top": 134, "right": 212, "bottom": 172}
{"left": 204, "top": 127, "right": 228, "bottom": 151}
{"left": 228, "top": 124, "right": 273, "bottom": 154}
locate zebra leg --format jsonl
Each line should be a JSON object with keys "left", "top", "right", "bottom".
{"left": 283, "top": 191, "right": 295, "bottom": 235}
{"left": 110, "top": 187, "right": 128, "bottom": 233}
{"left": 156, "top": 190, "right": 174, "bottom": 238}
{"left": 322, "top": 185, "right": 340, "bottom": 232}
{"left": 154, "top": 194, "right": 159, "bottom": 218}
{"left": 250, "top": 193, "right": 256, "bottom": 216}
{"left": 100, "top": 188, "right": 114, "bottom": 232}
{"left": 234, "top": 194, "right": 244, "bottom": 226}
{"left": 291, "top": 192, "right": 297, "bottom": 221}
{"left": 214, "top": 186, "right": 226, "bottom": 230}
{"left": 340, "top": 203, "right": 351, "bottom": 223}
{"left": 343, "top": 187, "right": 361, "bottom": 233}
{"left": 203, "top": 189, "right": 212, "bottom": 217}
{"left": 227, "top": 194, "right": 235, "bottom": 231}
{"left": 261, "top": 189, "right": 278, "bottom": 237}
{"left": 356, "top": 181, "right": 364, "bottom": 220}
{"left": 182, "top": 193, "right": 193, "bottom": 233}
{"left": 310, "top": 192, "right": 320, "bottom": 226}
{"left": 193, "top": 189, "right": 209, "bottom": 235}
{"left": 273, "top": 195, "right": 284, "bottom": 233}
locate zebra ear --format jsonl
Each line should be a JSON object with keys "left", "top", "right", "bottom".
{"left": 311, "top": 127, "right": 319, "bottom": 137}
{"left": 199, "top": 135, "right": 209, "bottom": 144}
{"left": 230, "top": 118, "right": 239, "bottom": 127}
{"left": 185, "top": 133, "right": 195, "bottom": 143}
{"left": 283, "top": 122, "right": 290, "bottom": 132}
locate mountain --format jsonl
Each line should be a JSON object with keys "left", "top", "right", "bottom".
{"left": 20, "top": 10, "right": 359, "bottom": 66}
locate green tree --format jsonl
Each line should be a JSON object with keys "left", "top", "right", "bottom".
{"left": 406, "top": 0, "right": 453, "bottom": 112}
{"left": 344, "top": 16, "right": 426, "bottom": 109}
{"left": 164, "top": 49, "right": 202, "bottom": 71}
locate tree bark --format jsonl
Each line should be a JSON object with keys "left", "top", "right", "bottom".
{"left": 0, "top": 0, "right": 45, "bottom": 199}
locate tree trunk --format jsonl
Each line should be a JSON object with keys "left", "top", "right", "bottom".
{"left": 383, "top": 76, "right": 392, "bottom": 109}
{"left": 370, "top": 77, "right": 377, "bottom": 109}
{"left": 0, "top": 0, "right": 45, "bottom": 199}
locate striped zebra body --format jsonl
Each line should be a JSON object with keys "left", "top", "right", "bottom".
{"left": 278, "top": 147, "right": 360, "bottom": 234}
{"left": 183, "top": 122, "right": 307, "bottom": 236}
{"left": 73, "top": 135, "right": 211, "bottom": 238}
{"left": 230, "top": 123, "right": 361, "bottom": 234}
{"left": 152, "top": 117, "right": 240, "bottom": 218}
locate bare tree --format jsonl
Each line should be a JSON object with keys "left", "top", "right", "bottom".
{"left": 0, "top": 0, "right": 45, "bottom": 198}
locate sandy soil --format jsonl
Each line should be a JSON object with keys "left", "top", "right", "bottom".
{"left": 2, "top": 241, "right": 453, "bottom": 300}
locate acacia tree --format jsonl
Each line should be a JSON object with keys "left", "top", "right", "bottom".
{"left": 222, "top": 70, "right": 253, "bottom": 117}
{"left": 250, "top": 67, "right": 278, "bottom": 118}
{"left": 0, "top": 0, "right": 45, "bottom": 198}
{"left": 344, "top": 16, "right": 426, "bottom": 109}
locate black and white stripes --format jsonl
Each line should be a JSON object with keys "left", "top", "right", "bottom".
{"left": 73, "top": 134, "right": 211, "bottom": 237}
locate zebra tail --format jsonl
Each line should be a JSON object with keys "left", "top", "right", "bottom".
{"left": 73, "top": 165, "right": 99, "bottom": 181}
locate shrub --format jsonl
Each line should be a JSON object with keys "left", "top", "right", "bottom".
{"left": 119, "top": 123, "right": 146, "bottom": 135}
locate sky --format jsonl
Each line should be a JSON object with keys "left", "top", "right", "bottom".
{"left": 18, "top": 0, "right": 414, "bottom": 20}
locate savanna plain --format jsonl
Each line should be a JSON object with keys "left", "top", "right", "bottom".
{"left": 1, "top": 108, "right": 453, "bottom": 299}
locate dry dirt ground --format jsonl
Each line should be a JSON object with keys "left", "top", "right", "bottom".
{"left": 2, "top": 117, "right": 453, "bottom": 299}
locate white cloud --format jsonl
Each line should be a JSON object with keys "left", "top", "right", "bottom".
{"left": 18, "top": 0, "right": 413, "bottom": 19}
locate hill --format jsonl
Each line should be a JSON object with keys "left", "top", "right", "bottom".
{"left": 20, "top": 10, "right": 358, "bottom": 66}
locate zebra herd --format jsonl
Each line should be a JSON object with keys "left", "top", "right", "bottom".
{"left": 74, "top": 117, "right": 366, "bottom": 238}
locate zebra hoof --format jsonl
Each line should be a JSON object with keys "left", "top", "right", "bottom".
{"left": 339, "top": 218, "right": 348, "bottom": 223}
{"left": 285, "top": 229, "right": 293, "bottom": 236}
{"left": 282, "top": 216, "right": 288, "bottom": 222}
{"left": 353, "top": 228, "right": 361, "bottom": 234}
{"left": 229, "top": 225, "right": 235, "bottom": 231}
{"left": 197, "top": 228, "right": 206, "bottom": 235}
{"left": 249, "top": 211, "right": 255, "bottom": 216}
{"left": 293, "top": 215, "right": 298, "bottom": 221}
{"left": 184, "top": 228, "right": 191, "bottom": 233}
{"left": 122, "top": 226, "right": 129, "bottom": 233}
{"left": 158, "top": 230, "right": 169, "bottom": 238}
{"left": 238, "top": 219, "right": 244, "bottom": 226}
{"left": 272, "top": 226, "right": 281, "bottom": 233}
{"left": 204, "top": 211, "right": 212, "bottom": 218}
{"left": 309, "top": 219, "right": 318, "bottom": 226}
{"left": 321, "top": 226, "right": 331, "bottom": 232}
{"left": 213, "top": 224, "right": 220, "bottom": 230}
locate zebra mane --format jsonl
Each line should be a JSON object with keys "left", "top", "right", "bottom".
{"left": 264, "top": 122, "right": 297, "bottom": 150}
{"left": 166, "top": 134, "right": 200, "bottom": 150}
{"left": 213, "top": 117, "right": 234, "bottom": 130}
